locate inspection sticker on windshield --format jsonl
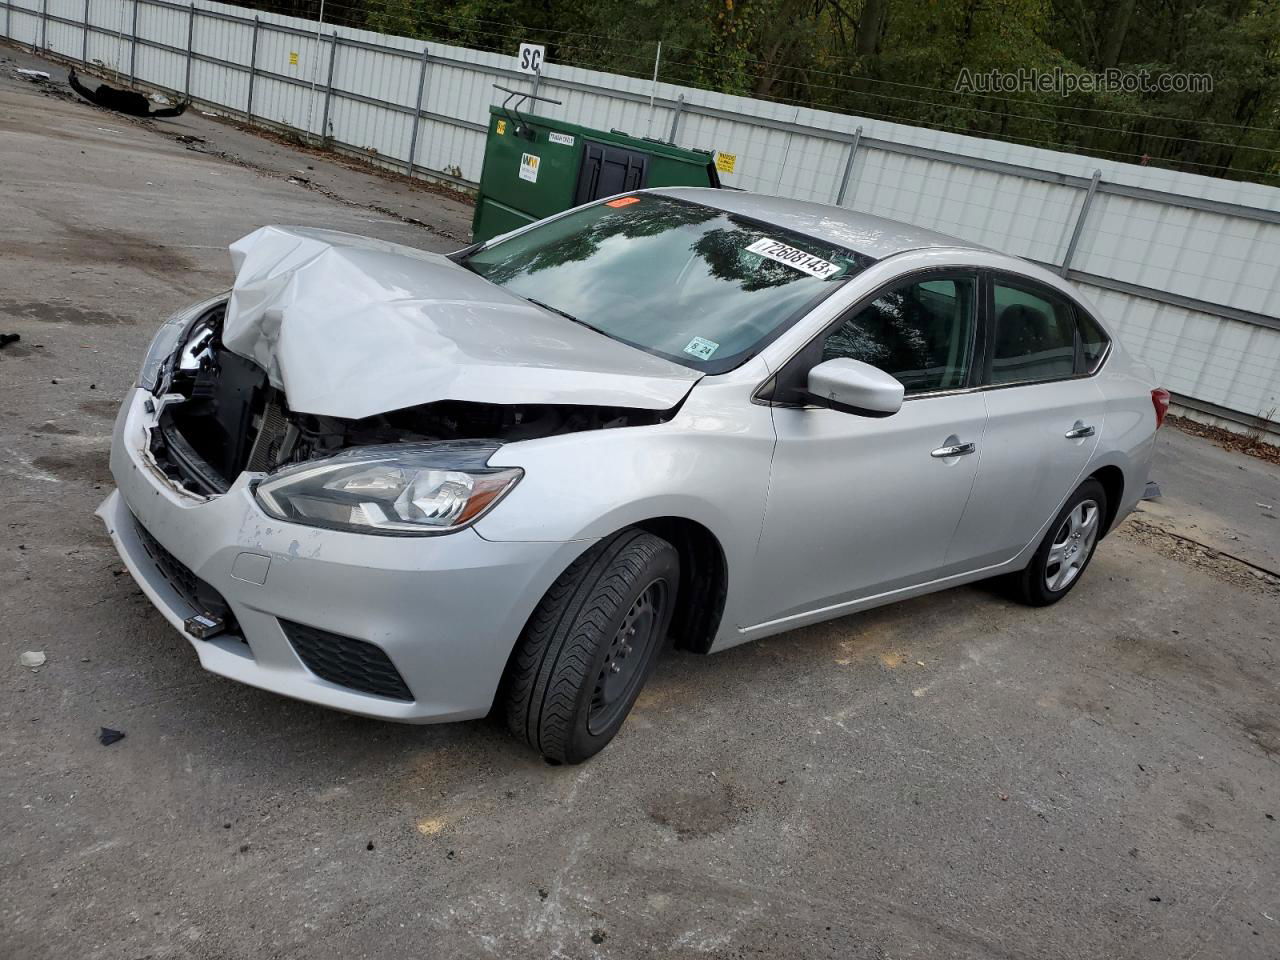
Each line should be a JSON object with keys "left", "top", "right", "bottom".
{"left": 684, "top": 336, "right": 719, "bottom": 360}
{"left": 746, "top": 237, "right": 840, "bottom": 279}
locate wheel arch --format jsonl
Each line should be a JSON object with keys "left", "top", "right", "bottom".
{"left": 1088, "top": 464, "right": 1126, "bottom": 537}
{"left": 632, "top": 516, "right": 728, "bottom": 655}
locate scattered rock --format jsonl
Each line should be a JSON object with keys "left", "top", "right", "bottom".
{"left": 591, "top": 930, "right": 607, "bottom": 944}
{"left": 19, "top": 651, "right": 45, "bottom": 668}
{"left": 98, "top": 727, "right": 125, "bottom": 746}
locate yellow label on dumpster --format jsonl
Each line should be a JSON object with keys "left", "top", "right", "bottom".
{"left": 715, "top": 152, "right": 736, "bottom": 174}
{"left": 496, "top": 119, "right": 507, "bottom": 135}
{"left": 289, "top": 51, "right": 299, "bottom": 66}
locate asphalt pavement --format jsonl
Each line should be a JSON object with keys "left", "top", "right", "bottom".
{"left": 2, "top": 47, "right": 1279, "bottom": 960}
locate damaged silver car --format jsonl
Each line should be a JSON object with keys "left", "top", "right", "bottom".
{"left": 99, "top": 189, "right": 1164, "bottom": 762}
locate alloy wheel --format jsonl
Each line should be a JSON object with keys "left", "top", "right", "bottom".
{"left": 1044, "top": 498, "right": 1100, "bottom": 592}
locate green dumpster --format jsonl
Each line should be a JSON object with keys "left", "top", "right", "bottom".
{"left": 471, "top": 105, "right": 721, "bottom": 244}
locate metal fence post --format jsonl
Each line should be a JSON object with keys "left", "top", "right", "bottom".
{"left": 406, "top": 45, "right": 430, "bottom": 178}
{"left": 183, "top": 2, "right": 195, "bottom": 97}
{"left": 319, "top": 32, "right": 338, "bottom": 144}
{"left": 834, "top": 126, "right": 863, "bottom": 206}
{"left": 667, "top": 94, "right": 685, "bottom": 145}
{"left": 1060, "top": 169, "right": 1102, "bottom": 277}
{"left": 81, "top": 0, "right": 90, "bottom": 63}
{"left": 245, "top": 16, "right": 260, "bottom": 119}
{"left": 128, "top": 0, "right": 138, "bottom": 82}
{"left": 39, "top": 0, "right": 47, "bottom": 51}
{"left": 646, "top": 41, "right": 662, "bottom": 137}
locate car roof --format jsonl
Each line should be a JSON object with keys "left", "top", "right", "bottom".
{"left": 651, "top": 187, "right": 986, "bottom": 260}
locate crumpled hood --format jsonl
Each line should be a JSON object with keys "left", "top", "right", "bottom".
{"left": 222, "top": 226, "right": 702, "bottom": 420}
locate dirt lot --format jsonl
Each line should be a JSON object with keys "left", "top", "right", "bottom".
{"left": 2, "top": 49, "right": 1279, "bottom": 960}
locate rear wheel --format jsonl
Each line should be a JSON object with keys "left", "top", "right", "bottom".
{"left": 503, "top": 529, "right": 679, "bottom": 763}
{"left": 1010, "top": 479, "right": 1107, "bottom": 607}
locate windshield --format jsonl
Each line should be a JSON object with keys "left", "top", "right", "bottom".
{"left": 462, "top": 194, "right": 873, "bottom": 372}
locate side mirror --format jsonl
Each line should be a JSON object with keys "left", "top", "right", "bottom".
{"left": 806, "top": 358, "right": 904, "bottom": 417}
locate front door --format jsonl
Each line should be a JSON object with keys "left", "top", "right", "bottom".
{"left": 747, "top": 272, "right": 987, "bottom": 628}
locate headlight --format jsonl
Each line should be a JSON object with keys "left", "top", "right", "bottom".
{"left": 139, "top": 293, "right": 229, "bottom": 391}
{"left": 254, "top": 443, "right": 522, "bottom": 536}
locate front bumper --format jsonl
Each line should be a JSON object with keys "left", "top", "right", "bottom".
{"left": 98, "top": 388, "right": 587, "bottom": 722}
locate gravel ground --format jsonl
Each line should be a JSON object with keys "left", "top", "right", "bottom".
{"left": 2, "top": 47, "right": 1279, "bottom": 960}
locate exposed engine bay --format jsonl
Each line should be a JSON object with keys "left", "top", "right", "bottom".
{"left": 149, "top": 302, "right": 674, "bottom": 496}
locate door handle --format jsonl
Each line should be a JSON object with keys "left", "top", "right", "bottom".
{"left": 931, "top": 441, "right": 976, "bottom": 458}
{"left": 1065, "top": 422, "right": 1095, "bottom": 439}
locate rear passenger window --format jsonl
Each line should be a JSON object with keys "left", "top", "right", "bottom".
{"left": 990, "top": 281, "right": 1078, "bottom": 384}
{"left": 1077, "top": 309, "right": 1110, "bottom": 372}
{"left": 822, "top": 276, "right": 976, "bottom": 393}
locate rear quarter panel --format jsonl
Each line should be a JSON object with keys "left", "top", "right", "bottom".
{"left": 1091, "top": 343, "right": 1158, "bottom": 524}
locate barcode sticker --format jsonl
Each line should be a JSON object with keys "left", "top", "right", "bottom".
{"left": 746, "top": 237, "right": 841, "bottom": 279}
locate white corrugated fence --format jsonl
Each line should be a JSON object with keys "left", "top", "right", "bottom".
{"left": 4, "top": 0, "right": 1278, "bottom": 435}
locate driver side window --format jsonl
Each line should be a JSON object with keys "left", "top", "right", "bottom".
{"left": 821, "top": 275, "right": 977, "bottom": 393}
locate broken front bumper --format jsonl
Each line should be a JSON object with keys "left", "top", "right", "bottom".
{"left": 97, "top": 388, "right": 586, "bottom": 722}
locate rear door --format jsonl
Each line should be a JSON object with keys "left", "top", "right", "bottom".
{"left": 746, "top": 271, "right": 988, "bottom": 626}
{"left": 946, "top": 273, "right": 1108, "bottom": 569}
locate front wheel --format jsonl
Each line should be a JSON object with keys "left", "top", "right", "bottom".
{"left": 503, "top": 529, "right": 679, "bottom": 763}
{"left": 1009, "top": 479, "right": 1107, "bottom": 607}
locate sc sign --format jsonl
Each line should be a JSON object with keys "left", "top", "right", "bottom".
{"left": 517, "top": 43, "right": 545, "bottom": 75}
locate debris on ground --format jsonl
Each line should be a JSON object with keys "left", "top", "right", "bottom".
{"left": 98, "top": 727, "right": 126, "bottom": 746}
{"left": 68, "top": 69, "right": 189, "bottom": 119}
{"left": 16, "top": 68, "right": 51, "bottom": 81}
{"left": 19, "top": 651, "right": 46, "bottom": 669}
{"left": 1169, "top": 415, "right": 1280, "bottom": 465}
{"left": 0, "top": 333, "right": 20, "bottom": 349}
{"left": 1122, "top": 519, "right": 1280, "bottom": 595}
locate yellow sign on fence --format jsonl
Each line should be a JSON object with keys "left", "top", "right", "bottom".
{"left": 288, "top": 51, "right": 299, "bottom": 66}
{"left": 715, "top": 152, "right": 737, "bottom": 174}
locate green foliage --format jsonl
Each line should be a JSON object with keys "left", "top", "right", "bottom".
{"left": 244, "top": 0, "right": 1280, "bottom": 183}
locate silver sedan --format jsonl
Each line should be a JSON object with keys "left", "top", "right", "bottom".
{"left": 99, "top": 188, "right": 1165, "bottom": 762}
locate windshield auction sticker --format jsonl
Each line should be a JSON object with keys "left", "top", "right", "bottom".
{"left": 684, "top": 336, "right": 719, "bottom": 360}
{"left": 746, "top": 237, "right": 840, "bottom": 279}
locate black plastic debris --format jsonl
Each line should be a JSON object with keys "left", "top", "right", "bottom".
{"left": 0, "top": 333, "right": 19, "bottom": 349}
{"left": 98, "top": 727, "right": 125, "bottom": 746}
{"left": 68, "top": 69, "right": 188, "bottom": 119}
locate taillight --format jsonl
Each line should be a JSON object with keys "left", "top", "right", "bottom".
{"left": 1151, "top": 388, "right": 1170, "bottom": 429}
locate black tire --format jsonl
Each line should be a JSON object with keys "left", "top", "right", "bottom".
{"left": 503, "top": 529, "right": 679, "bottom": 763}
{"left": 1009, "top": 478, "right": 1108, "bottom": 607}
